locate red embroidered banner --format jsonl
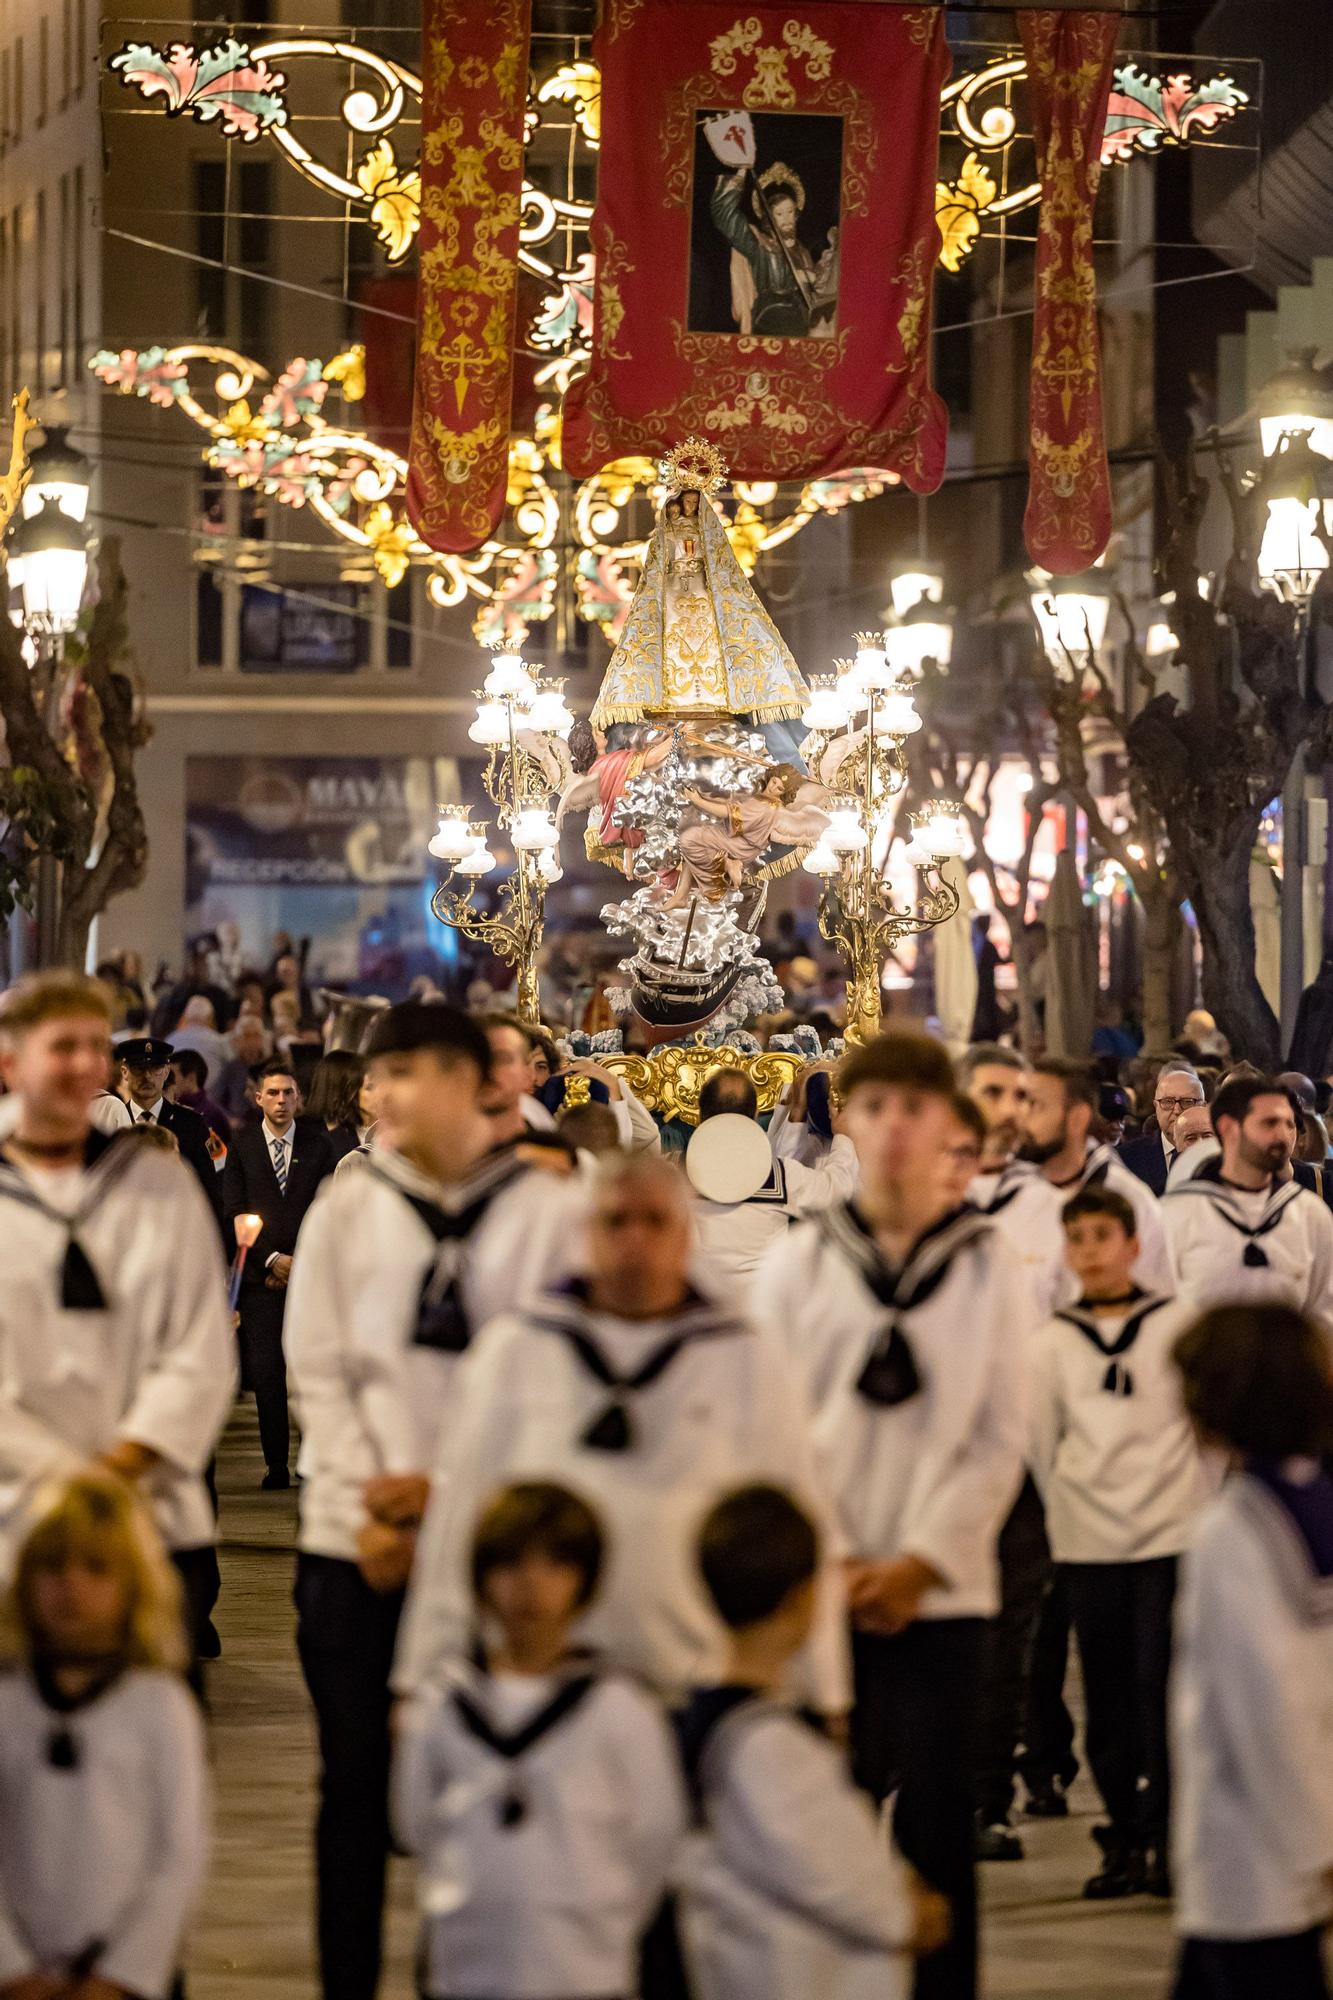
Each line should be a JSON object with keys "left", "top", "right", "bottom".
{"left": 564, "top": 2, "right": 950, "bottom": 491}
{"left": 1020, "top": 10, "right": 1121, "bottom": 574}
{"left": 405, "top": 0, "right": 531, "bottom": 554}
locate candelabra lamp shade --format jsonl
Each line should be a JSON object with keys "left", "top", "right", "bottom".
{"left": 526, "top": 684, "right": 575, "bottom": 735}
{"left": 6, "top": 497, "right": 89, "bottom": 633}
{"left": 826, "top": 804, "right": 869, "bottom": 855}
{"left": 511, "top": 806, "right": 560, "bottom": 851}
{"left": 454, "top": 842, "right": 498, "bottom": 876}
{"left": 874, "top": 681, "right": 923, "bottom": 737}
{"left": 429, "top": 807, "right": 477, "bottom": 863}
{"left": 848, "top": 632, "right": 895, "bottom": 696}
{"left": 914, "top": 801, "right": 968, "bottom": 860}
{"left": 20, "top": 424, "right": 92, "bottom": 523}
{"left": 802, "top": 677, "right": 856, "bottom": 733}
{"left": 484, "top": 649, "right": 537, "bottom": 702}
{"left": 801, "top": 837, "right": 842, "bottom": 876}
{"left": 469, "top": 698, "right": 512, "bottom": 746}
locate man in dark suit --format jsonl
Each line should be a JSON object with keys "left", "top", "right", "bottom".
{"left": 119, "top": 1035, "right": 226, "bottom": 1244}
{"left": 1117, "top": 1062, "right": 1204, "bottom": 1195}
{"left": 223, "top": 1059, "right": 334, "bottom": 1488}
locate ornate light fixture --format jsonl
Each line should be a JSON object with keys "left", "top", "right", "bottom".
{"left": 800, "top": 640, "right": 962, "bottom": 1041}
{"left": 1028, "top": 567, "right": 1115, "bottom": 671}
{"left": 1254, "top": 349, "right": 1333, "bottom": 463}
{"left": 428, "top": 643, "right": 572, "bottom": 1025}
{"left": 1256, "top": 431, "right": 1333, "bottom": 609}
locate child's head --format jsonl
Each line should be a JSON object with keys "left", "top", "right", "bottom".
{"left": 1061, "top": 1186, "right": 1139, "bottom": 1297}
{"left": 471, "top": 1482, "right": 604, "bottom": 1643}
{"left": 938, "top": 1092, "right": 986, "bottom": 1207}
{"left": 1173, "top": 1304, "right": 1333, "bottom": 1460}
{"left": 0, "top": 1474, "right": 186, "bottom": 1672}
{"left": 697, "top": 1484, "right": 820, "bottom": 1654}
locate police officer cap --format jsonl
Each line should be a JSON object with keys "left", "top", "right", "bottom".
{"left": 118, "top": 1037, "right": 176, "bottom": 1069}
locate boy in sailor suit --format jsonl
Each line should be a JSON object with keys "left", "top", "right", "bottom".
{"left": 1170, "top": 1304, "right": 1333, "bottom": 2000}
{"left": 394, "top": 1481, "right": 685, "bottom": 2000}
{"left": 1028, "top": 1187, "right": 1208, "bottom": 1901}
{"left": 394, "top": 1152, "right": 849, "bottom": 1721}
{"left": 752, "top": 1032, "right": 1030, "bottom": 2000}
{"left": 0, "top": 973, "right": 234, "bottom": 1656}
{"left": 285, "top": 1003, "right": 588, "bottom": 2000}
{"left": 676, "top": 1484, "right": 949, "bottom": 2000}
{"left": 957, "top": 1044, "right": 1067, "bottom": 1315}
{"left": 1161, "top": 1075, "right": 1333, "bottom": 1327}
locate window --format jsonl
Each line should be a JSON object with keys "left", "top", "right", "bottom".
{"left": 35, "top": 189, "right": 46, "bottom": 391}
{"left": 37, "top": 18, "right": 47, "bottom": 128}
{"left": 238, "top": 158, "right": 272, "bottom": 359}
{"left": 193, "top": 160, "right": 226, "bottom": 335}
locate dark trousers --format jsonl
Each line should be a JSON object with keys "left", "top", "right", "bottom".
{"left": 1062, "top": 1554, "right": 1178, "bottom": 1846}
{"left": 1172, "top": 1930, "right": 1330, "bottom": 2000}
{"left": 295, "top": 1553, "right": 405, "bottom": 2000}
{"left": 978, "top": 1476, "right": 1067, "bottom": 1823}
{"left": 1017, "top": 1570, "right": 1077, "bottom": 1793}
{"left": 852, "top": 1619, "right": 985, "bottom": 2000}
{"left": 238, "top": 1288, "right": 290, "bottom": 1474}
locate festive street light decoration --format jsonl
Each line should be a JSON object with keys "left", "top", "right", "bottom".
{"left": 428, "top": 644, "right": 572, "bottom": 1025}
{"left": 20, "top": 424, "right": 92, "bottom": 524}
{"left": 885, "top": 594, "right": 955, "bottom": 677}
{"left": 1028, "top": 567, "right": 1115, "bottom": 669}
{"left": 800, "top": 638, "right": 962, "bottom": 1041}
{"left": 1254, "top": 349, "right": 1333, "bottom": 463}
{"left": 1256, "top": 431, "right": 1333, "bottom": 608}
{"left": 6, "top": 498, "right": 90, "bottom": 635}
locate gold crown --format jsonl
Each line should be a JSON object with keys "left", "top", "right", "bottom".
{"left": 660, "top": 436, "right": 728, "bottom": 497}
{"left": 831, "top": 657, "right": 855, "bottom": 675}
{"left": 854, "top": 630, "right": 886, "bottom": 651}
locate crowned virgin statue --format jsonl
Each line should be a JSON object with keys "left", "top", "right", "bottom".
{"left": 589, "top": 438, "right": 809, "bottom": 735}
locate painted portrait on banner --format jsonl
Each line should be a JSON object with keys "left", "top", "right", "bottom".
{"left": 688, "top": 110, "right": 844, "bottom": 339}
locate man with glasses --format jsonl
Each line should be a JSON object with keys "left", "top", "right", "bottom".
{"left": 1118, "top": 1064, "right": 1205, "bottom": 1196}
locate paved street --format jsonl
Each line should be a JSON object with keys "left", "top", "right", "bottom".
{"left": 195, "top": 1403, "right": 1180, "bottom": 2000}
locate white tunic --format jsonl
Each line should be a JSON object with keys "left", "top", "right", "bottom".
{"left": 752, "top": 1205, "right": 1031, "bottom": 1620}
{"left": 393, "top": 1289, "right": 850, "bottom": 1711}
{"left": 1046, "top": 1145, "right": 1173, "bottom": 1303}
{"left": 1027, "top": 1295, "right": 1210, "bottom": 1563}
{"left": 1161, "top": 1167, "right": 1333, "bottom": 1327}
{"left": 677, "top": 1696, "right": 913, "bottom": 2000}
{"left": 394, "top": 1659, "right": 685, "bottom": 1999}
{"left": 693, "top": 1136, "right": 859, "bottom": 1304}
{"left": 968, "top": 1161, "right": 1068, "bottom": 1316}
{"left": 1171, "top": 1468, "right": 1333, "bottom": 1939}
{"left": 285, "top": 1148, "right": 589, "bottom": 1564}
{"left": 0, "top": 1138, "right": 235, "bottom": 1566}
{"left": 0, "top": 1668, "right": 209, "bottom": 1997}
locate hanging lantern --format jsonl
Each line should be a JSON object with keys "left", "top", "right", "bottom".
{"left": 886, "top": 556, "right": 945, "bottom": 622}
{"left": 1028, "top": 568, "right": 1113, "bottom": 663}
{"left": 1254, "top": 348, "right": 1333, "bottom": 461}
{"left": 1256, "top": 430, "right": 1333, "bottom": 605}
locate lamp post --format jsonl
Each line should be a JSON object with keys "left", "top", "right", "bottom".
{"left": 5, "top": 464, "right": 92, "bottom": 965}
{"left": 428, "top": 643, "right": 572, "bottom": 1026}
{"left": 800, "top": 634, "right": 963, "bottom": 1041}
{"left": 1028, "top": 567, "right": 1115, "bottom": 673}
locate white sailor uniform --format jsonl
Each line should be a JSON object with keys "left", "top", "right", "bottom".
{"left": 1046, "top": 1144, "right": 1173, "bottom": 1302}
{"left": 968, "top": 1161, "right": 1069, "bottom": 1315}
{"left": 394, "top": 1653, "right": 685, "bottom": 2000}
{"left": 0, "top": 1131, "right": 234, "bottom": 1573}
{"left": 394, "top": 1282, "right": 850, "bottom": 1714}
{"left": 692, "top": 1134, "right": 858, "bottom": 1303}
{"left": 0, "top": 1666, "right": 209, "bottom": 1999}
{"left": 1161, "top": 1160, "right": 1333, "bottom": 1326}
{"left": 675, "top": 1686, "right": 915, "bottom": 2000}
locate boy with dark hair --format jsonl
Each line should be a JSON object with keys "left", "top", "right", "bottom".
{"left": 678, "top": 1483, "right": 948, "bottom": 2000}
{"left": 394, "top": 1479, "right": 685, "bottom": 2000}
{"left": 1169, "top": 1305, "right": 1333, "bottom": 2000}
{"left": 285, "top": 1002, "right": 587, "bottom": 2000}
{"left": 753, "top": 1031, "right": 1030, "bottom": 2000}
{"left": 1020, "top": 1059, "right": 1170, "bottom": 1298}
{"left": 1028, "top": 1184, "right": 1207, "bottom": 1900}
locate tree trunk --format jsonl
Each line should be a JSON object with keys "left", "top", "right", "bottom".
{"left": 1008, "top": 925, "right": 1040, "bottom": 1057}
{"left": 1192, "top": 838, "right": 1281, "bottom": 1067}
{"left": 54, "top": 895, "right": 92, "bottom": 973}
{"left": 1139, "top": 889, "right": 1178, "bottom": 1055}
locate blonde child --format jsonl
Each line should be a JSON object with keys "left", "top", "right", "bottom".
{"left": 0, "top": 1474, "right": 209, "bottom": 2000}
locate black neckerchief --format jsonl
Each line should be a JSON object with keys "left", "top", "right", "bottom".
{"left": 0, "top": 1128, "right": 140, "bottom": 1309}
{"left": 448, "top": 1655, "right": 599, "bottom": 1829}
{"left": 530, "top": 1278, "right": 749, "bottom": 1451}
{"left": 820, "top": 1201, "right": 994, "bottom": 1408}
{"left": 1050, "top": 1143, "right": 1115, "bottom": 1192}
{"left": 367, "top": 1150, "right": 528, "bottom": 1354}
{"left": 1166, "top": 1156, "right": 1306, "bottom": 1267}
{"left": 674, "top": 1683, "right": 826, "bottom": 1825}
{"left": 1053, "top": 1289, "right": 1168, "bottom": 1397}
{"left": 31, "top": 1655, "right": 127, "bottom": 1769}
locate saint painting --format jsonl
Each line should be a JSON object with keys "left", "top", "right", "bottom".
{"left": 688, "top": 109, "right": 843, "bottom": 339}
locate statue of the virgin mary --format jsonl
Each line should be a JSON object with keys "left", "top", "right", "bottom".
{"left": 589, "top": 437, "right": 809, "bottom": 736}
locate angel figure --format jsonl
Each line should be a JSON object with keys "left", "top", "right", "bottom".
{"left": 661, "top": 763, "right": 828, "bottom": 907}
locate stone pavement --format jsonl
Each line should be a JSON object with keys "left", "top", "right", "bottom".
{"left": 193, "top": 1403, "right": 1180, "bottom": 2000}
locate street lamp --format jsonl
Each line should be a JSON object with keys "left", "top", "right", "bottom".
{"left": 429, "top": 642, "right": 570, "bottom": 1025}
{"left": 1254, "top": 349, "right": 1333, "bottom": 463}
{"left": 1256, "top": 430, "right": 1333, "bottom": 608}
{"left": 885, "top": 594, "right": 955, "bottom": 677}
{"left": 20, "top": 424, "right": 92, "bottom": 523}
{"left": 1028, "top": 567, "right": 1114, "bottom": 670}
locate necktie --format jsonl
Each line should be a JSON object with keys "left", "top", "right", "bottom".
{"left": 271, "top": 1137, "right": 288, "bottom": 1193}
{"left": 138, "top": 1111, "right": 154, "bottom": 1125}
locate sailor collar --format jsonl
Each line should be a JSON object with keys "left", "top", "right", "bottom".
{"left": 441, "top": 1649, "right": 604, "bottom": 1828}
{"left": 0, "top": 1127, "right": 144, "bottom": 1310}
{"left": 1053, "top": 1290, "right": 1173, "bottom": 1397}
{"left": 1165, "top": 1156, "right": 1308, "bottom": 1237}
{"left": 974, "top": 1158, "right": 1041, "bottom": 1215}
{"left": 819, "top": 1198, "right": 993, "bottom": 1311}
{"left": 367, "top": 1147, "right": 535, "bottom": 1357}
{"left": 1049, "top": 1142, "right": 1116, "bottom": 1192}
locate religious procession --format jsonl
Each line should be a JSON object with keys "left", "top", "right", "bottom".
{"left": 0, "top": 2, "right": 1330, "bottom": 2000}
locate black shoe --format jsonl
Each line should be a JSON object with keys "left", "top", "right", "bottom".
{"left": 260, "top": 1467, "right": 291, "bottom": 1491}
{"left": 198, "top": 1620, "right": 222, "bottom": 1660}
{"left": 1083, "top": 1845, "right": 1146, "bottom": 1900}
{"left": 1023, "top": 1775, "right": 1070, "bottom": 1818}
{"left": 975, "top": 1818, "right": 1025, "bottom": 1862}
{"left": 1141, "top": 1845, "right": 1172, "bottom": 1899}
